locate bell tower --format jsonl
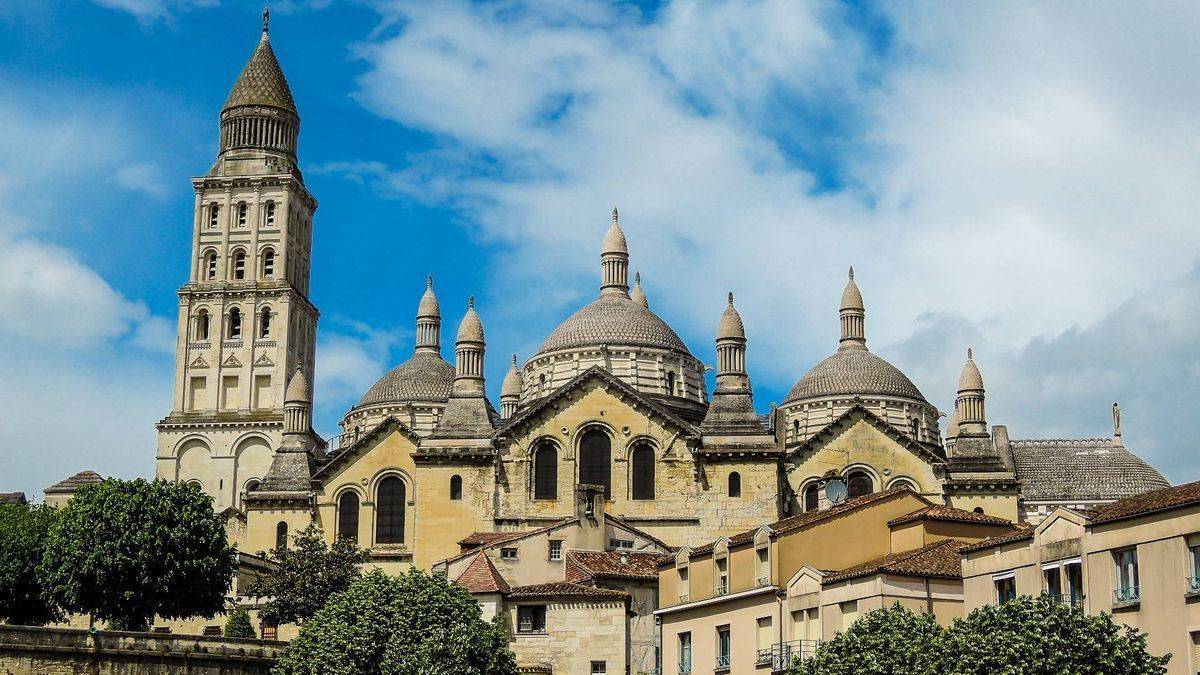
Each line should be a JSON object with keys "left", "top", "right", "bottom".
{"left": 156, "top": 10, "right": 319, "bottom": 512}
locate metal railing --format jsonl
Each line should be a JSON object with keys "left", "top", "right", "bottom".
{"left": 713, "top": 583, "right": 728, "bottom": 597}
{"left": 678, "top": 657, "right": 692, "bottom": 673}
{"left": 1046, "top": 593, "right": 1085, "bottom": 609}
{"left": 1188, "top": 576, "right": 1200, "bottom": 593}
{"left": 756, "top": 576, "right": 770, "bottom": 588}
{"left": 715, "top": 654, "right": 731, "bottom": 669}
{"left": 677, "top": 594, "right": 689, "bottom": 605}
{"left": 1113, "top": 586, "right": 1140, "bottom": 604}
{"left": 767, "top": 640, "right": 821, "bottom": 672}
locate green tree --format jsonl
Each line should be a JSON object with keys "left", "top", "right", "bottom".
{"left": 274, "top": 568, "right": 517, "bottom": 675}
{"left": 791, "top": 604, "right": 945, "bottom": 675}
{"left": 224, "top": 607, "right": 257, "bottom": 639}
{"left": 249, "top": 522, "right": 369, "bottom": 626}
{"left": 941, "top": 594, "right": 1170, "bottom": 674}
{"left": 0, "top": 502, "right": 60, "bottom": 625}
{"left": 39, "top": 479, "right": 234, "bottom": 631}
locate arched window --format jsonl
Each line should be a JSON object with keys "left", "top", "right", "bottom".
{"left": 450, "top": 475, "right": 463, "bottom": 500}
{"left": 204, "top": 251, "right": 218, "bottom": 280}
{"left": 910, "top": 418, "right": 920, "bottom": 438}
{"left": 973, "top": 507, "right": 985, "bottom": 514}
{"left": 237, "top": 202, "right": 248, "bottom": 227}
{"left": 262, "top": 249, "right": 275, "bottom": 278}
{"left": 259, "top": 307, "right": 271, "bottom": 339}
{"left": 534, "top": 444, "right": 558, "bottom": 500}
{"left": 539, "top": 373, "right": 547, "bottom": 396}
{"left": 275, "top": 521, "right": 288, "bottom": 550}
{"left": 578, "top": 430, "right": 611, "bottom": 499}
{"left": 631, "top": 444, "right": 655, "bottom": 500}
{"left": 792, "top": 419, "right": 800, "bottom": 438}
{"left": 665, "top": 371, "right": 676, "bottom": 395}
{"left": 337, "top": 491, "right": 359, "bottom": 543}
{"left": 375, "top": 476, "right": 406, "bottom": 544}
{"left": 804, "top": 483, "right": 820, "bottom": 512}
{"left": 228, "top": 308, "right": 242, "bottom": 340}
{"left": 265, "top": 202, "right": 276, "bottom": 226}
{"left": 209, "top": 203, "right": 220, "bottom": 229}
{"left": 195, "top": 310, "right": 210, "bottom": 341}
{"left": 728, "top": 472, "right": 742, "bottom": 498}
{"left": 245, "top": 479, "right": 260, "bottom": 493}
{"left": 891, "top": 478, "right": 917, "bottom": 493}
{"left": 847, "top": 471, "right": 873, "bottom": 499}
{"left": 233, "top": 250, "right": 247, "bottom": 280}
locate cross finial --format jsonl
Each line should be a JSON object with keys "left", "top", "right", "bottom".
{"left": 262, "top": 4, "right": 270, "bottom": 33}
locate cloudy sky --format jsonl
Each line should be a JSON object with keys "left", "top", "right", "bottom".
{"left": 1, "top": 0, "right": 1198, "bottom": 497}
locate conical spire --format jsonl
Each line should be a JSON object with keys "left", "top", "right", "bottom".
{"left": 284, "top": 367, "right": 310, "bottom": 403}
{"left": 223, "top": 20, "right": 296, "bottom": 112}
{"left": 955, "top": 348, "right": 987, "bottom": 436}
{"left": 217, "top": 9, "right": 300, "bottom": 163}
{"left": 415, "top": 276, "right": 441, "bottom": 354}
{"left": 282, "top": 367, "right": 313, "bottom": 445}
{"left": 600, "top": 207, "right": 630, "bottom": 297}
{"left": 456, "top": 296, "right": 485, "bottom": 343}
{"left": 957, "top": 348, "right": 984, "bottom": 391}
{"left": 631, "top": 271, "right": 649, "bottom": 308}
{"left": 838, "top": 266, "right": 867, "bottom": 351}
{"left": 717, "top": 292, "right": 746, "bottom": 341}
{"left": 500, "top": 354, "right": 523, "bottom": 419}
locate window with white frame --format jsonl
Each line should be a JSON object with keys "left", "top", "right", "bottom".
{"left": 609, "top": 538, "right": 633, "bottom": 549}
{"left": 716, "top": 625, "right": 731, "bottom": 669}
{"left": 548, "top": 540, "right": 562, "bottom": 562}
{"left": 1113, "top": 547, "right": 1139, "bottom": 603}
{"left": 500, "top": 547, "right": 518, "bottom": 560}
{"left": 589, "top": 661, "right": 606, "bottom": 674}
{"left": 994, "top": 573, "right": 1016, "bottom": 604}
{"left": 1189, "top": 537, "right": 1200, "bottom": 593}
{"left": 715, "top": 555, "right": 728, "bottom": 595}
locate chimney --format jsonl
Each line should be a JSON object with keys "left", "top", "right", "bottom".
{"left": 575, "top": 484, "right": 607, "bottom": 551}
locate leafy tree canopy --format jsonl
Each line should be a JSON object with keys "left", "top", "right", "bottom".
{"left": 0, "top": 502, "right": 61, "bottom": 625}
{"left": 249, "top": 522, "right": 369, "bottom": 626}
{"left": 792, "top": 603, "right": 944, "bottom": 675}
{"left": 274, "top": 568, "right": 517, "bottom": 675}
{"left": 224, "top": 607, "right": 257, "bottom": 639}
{"left": 39, "top": 478, "right": 234, "bottom": 631}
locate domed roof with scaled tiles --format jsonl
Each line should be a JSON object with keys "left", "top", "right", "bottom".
{"left": 223, "top": 31, "right": 296, "bottom": 112}
{"left": 786, "top": 348, "right": 927, "bottom": 403}
{"left": 355, "top": 352, "right": 454, "bottom": 408}
{"left": 537, "top": 294, "right": 692, "bottom": 356}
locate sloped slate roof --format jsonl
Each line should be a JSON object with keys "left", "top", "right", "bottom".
{"left": 1090, "top": 480, "right": 1200, "bottom": 525}
{"left": 824, "top": 539, "right": 966, "bottom": 584}
{"left": 0, "top": 492, "right": 26, "bottom": 504}
{"left": 538, "top": 294, "right": 691, "bottom": 355}
{"left": 1011, "top": 438, "right": 1169, "bottom": 502}
{"left": 455, "top": 552, "right": 510, "bottom": 594}
{"left": 565, "top": 550, "right": 667, "bottom": 582}
{"left": 355, "top": 352, "right": 455, "bottom": 408}
{"left": 45, "top": 471, "right": 103, "bottom": 494}
{"left": 223, "top": 34, "right": 296, "bottom": 112}
{"left": 786, "top": 348, "right": 927, "bottom": 403}
{"left": 507, "top": 582, "right": 628, "bottom": 600}
{"left": 888, "top": 505, "right": 1015, "bottom": 528}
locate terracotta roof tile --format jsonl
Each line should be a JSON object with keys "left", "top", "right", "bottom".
{"left": 507, "top": 582, "right": 628, "bottom": 601}
{"left": 887, "top": 505, "right": 1016, "bottom": 528}
{"left": 44, "top": 471, "right": 103, "bottom": 494}
{"left": 565, "top": 550, "right": 667, "bottom": 582}
{"left": 957, "top": 526, "right": 1035, "bottom": 553}
{"left": 454, "top": 552, "right": 510, "bottom": 594}
{"left": 824, "top": 539, "right": 966, "bottom": 584}
{"left": 1089, "top": 480, "right": 1200, "bottom": 525}
{"left": 458, "top": 531, "right": 526, "bottom": 548}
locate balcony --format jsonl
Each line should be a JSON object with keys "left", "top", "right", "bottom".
{"left": 1188, "top": 576, "right": 1200, "bottom": 596}
{"left": 1113, "top": 586, "right": 1140, "bottom": 608}
{"left": 713, "top": 584, "right": 728, "bottom": 597}
{"left": 715, "top": 654, "right": 730, "bottom": 671}
{"left": 765, "top": 640, "right": 820, "bottom": 673}
{"left": 1046, "top": 593, "right": 1085, "bottom": 610}
{"left": 756, "top": 576, "right": 770, "bottom": 588}
{"left": 677, "top": 594, "right": 689, "bottom": 605}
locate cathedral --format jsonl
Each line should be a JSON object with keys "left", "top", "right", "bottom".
{"left": 156, "top": 17, "right": 1170, "bottom": 570}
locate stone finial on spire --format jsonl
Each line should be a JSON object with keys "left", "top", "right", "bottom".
{"left": 600, "top": 206, "right": 630, "bottom": 297}
{"left": 1113, "top": 401, "right": 1123, "bottom": 444}
{"left": 612, "top": 206, "right": 619, "bottom": 223}
{"left": 838, "top": 266, "right": 866, "bottom": 350}
{"left": 263, "top": 4, "right": 270, "bottom": 33}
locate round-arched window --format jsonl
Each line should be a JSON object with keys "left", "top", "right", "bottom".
{"left": 534, "top": 444, "right": 558, "bottom": 500}
{"left": 578, "top": 430, "right": 611, "bottom": 499}
{"left": 337, "top": 491, "right": 359, "bottom": 543}
{"left": 803, "top": 482, "right": 820, "bottom": 512}
{"left": 631, "top": 444, "right": 655, "bottom": 500}
{"left": 728, "top": 471, "right": 742, "bottom": 498}
{"left": 847, "top": 471, "right": 873, "bottom": 499}
{"left": 375, "top": 477, "right": 406, "bottom": 544}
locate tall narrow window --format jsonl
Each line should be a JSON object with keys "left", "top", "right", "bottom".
{"left": 237, "top": 202, "right": 248, "bottom": 227}
{"left": 666, "top": 370, "right": 677, "bottom": 395}
{"left": 792, "top": 419, "right": 800, "bottom": 438}
{"left": 262, "top": 249, "right": 275, "bottom": 278}
{"left": 376, "top": 476, "right": 406, "bottom": 544}
{"left": 579, "top": 430, "right": 611, "bottom": 499}
{"left": 195, "top": 310, "right": 210, "bottom": 341}
{"left": 803, "top": 482, "right": 819, "bottom": 511}
{"left": 728, "top": 472, "right": 742, "bottom": 498}
{"left": 716, "top": 626, "right": 731, "bottom": 669}
{"left": 209, "top": 204, "right": 220, "bottom": 228}
{"left": 265, "top": 202, "right": 276, "bottom": 226}
{"left": 1113, "top": 548, "right": 1139, "bottom": 603}
{"left": 534, "top": 444, "right": 558, "bottom": 500}
{"left": 337, "top": 491, "right": 359, "bottom": 543}
{"left": 678, "top": 632, "right": 692, "bottom": 673}
{"left": 233, "top": 251, "right": 246, "bottom": 280}
{"left": 631, "top": 444, "right": 655, "bottom": 500}
{"left": 205, "top": 252, "right": 217, "bottom": 280}
{"left": 995, "top": 575, "right": 1016, "bottom": 604}
{"left": 228, "top": 308, "right": 242, "bottom": 340}
{"left": 847, "top": 471, "right": 873, "bottom": 499}
{"left": 275, "top": 521, "right": 288, "bottom": 550}
{"left": 450, "top": 475, "right": 463, "bottom": 500}
{"left": 259, "top": 307, "right": 271, "bottom": 339}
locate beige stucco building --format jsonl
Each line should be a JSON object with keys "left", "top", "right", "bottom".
{"left": 961, "top": 480, "right": 1200, "bottom": 675}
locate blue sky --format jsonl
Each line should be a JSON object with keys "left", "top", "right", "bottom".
{"left": 2, "top": 0, "right": 1199, "bottom": 497}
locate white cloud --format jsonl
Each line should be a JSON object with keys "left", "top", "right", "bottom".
{"left": 313, "top": 319, "right": 407, "bottom": 430}
{"left": 115, "top": 162, "right": 169, "bottom": 198}
{"left": 90, "top": 0, "right": 219, "bottom": 24}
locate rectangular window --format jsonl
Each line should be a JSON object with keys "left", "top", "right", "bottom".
{"left": 1113, "top": 548, "right": 1139, "bottom": 603}
{"left": 715, "top": 556, "right": 728, "bottom": 595}
{"left": 756, "top": 616, "right": 773, "bottom": 662}
{"left": 678, "top": 632, "right": 692, "bottom": 673}
{"left": 840, "top": 600, "right": 858, "bottom": 627}
{"left": 548, "top": 540, "right": 562, "bottom": 562}
{"left": 590, "top": 661, "right": 606, "bottom": 674}
{"left": 265, "top": 202, "right": 276, "bottom": 226}
{"left": 609, "top": 538, "right": 634, "bottom": 549}
{"left": 500, "top": 547, "right": 518, "bottom": 560}
{"left": 237, "top": 202, "right": 247, "bottom": 227}
{"left": 994, "top": 575, "right": 1017, "bottom": 604}
{"left": 516, "top": 605, "right": 546, "bottom": 634}
{"left": 209, "top": 204, "right": 220, "bottom": 228}
{"left": 1064, "top": 561, "right": 1084, "bottom": 607}
{"left": 1044, "top": 565, "right": 1062, "bottom": 598}
{"left": 757, "top": 547, "right": 770, "bottom": 586}
{"left": 1189, "top": 542, "right": 1200, "bottom": 593}
{"left": 716, "top": 625, "right": 731, "bottom": 669}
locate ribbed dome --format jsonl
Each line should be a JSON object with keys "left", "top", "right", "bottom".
{"left": 538, "top": 294, "right": 691, "bottom": 355}
{"left": 717, "top": 292, "right": 745, "bottom": 340}
{"left": 356, "top": 352, "right": 454, "bottom": 407}
{"left": 958, "top": 349, "right": 984, "bottom": 391}
{"left": 786, "top": 349, "right": 926, "bottom": 403}
{"left": 223, "top": 32, "right": 296, "bottom": 112}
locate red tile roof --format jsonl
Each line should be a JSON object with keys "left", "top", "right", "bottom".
{"left": 458, "top": 531, "right": 526, "bottom": 548}
{"left": 1089, "top": 480, "right": 1200, "bottom": 525}
{"left": 454, "top": 552, "right": 510, "bottom": 594}
{"left": 565, "top": 550, "right": 667, "bottom": 582}
{"left": 506, "top": 582, "right": 629, "bottom": 601}
{"left": 887, "top": 505, "right": 1016, "bottom": 528}
{"left": 824, "top": 539, "right": 967, "bottom": 584}
{"left": 957, "top": 526, "right": 1035, "bottom": 553}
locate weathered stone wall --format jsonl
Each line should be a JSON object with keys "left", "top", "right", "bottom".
{"left": 0, "top": 626, "right": 283, "bottom": 675}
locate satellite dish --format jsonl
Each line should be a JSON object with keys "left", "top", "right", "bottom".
{"left": 825, "top": 478, "right": 848, "bottom": 505}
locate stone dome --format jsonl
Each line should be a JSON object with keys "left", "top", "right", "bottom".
{"left": 786, "top": 349, "right": 927, "bottom": 403}
{"left": 958, "top": 349, "right": 984, "bottom": 391}
{"left": 501, "top": 355, "right": 523, "bottom": 398}
{"left": 223, "top": 32, "right": 296, "bottom": 112}
{"left": 355, "top": 352, "right": 455, "bottom": 408}
{"left": 716, "top": 293, "right": 745, "bottom": 340}
{"left": 537, "top": 295, "right": 691, "bottom": 355}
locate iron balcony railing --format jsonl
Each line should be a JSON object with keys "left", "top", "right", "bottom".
{"left": 677, "top": 594, "right": 689, "bottom": 605}
{"left": 1113, "top": 586, "right": 1140, "bottom": 604}
{"left": 756, "top": 576, "right": 770, "bottom": 588}
{"left": 678, "top": 658, "right": 691, "bottom": 674}
{"left": 1045, "top": 592, "right": 1085, "bottom": 609}
{"left": 714, "top": 583, "right": 728, "bottom": 596}
{"left": 715, "top": 654, "right": 731, "bottom": 669}
{"left": 1188, "top": 576, "right": 1200, "bottom": 593}
{"left": 766, "top": 640, "right": 821, "bottom": 673}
